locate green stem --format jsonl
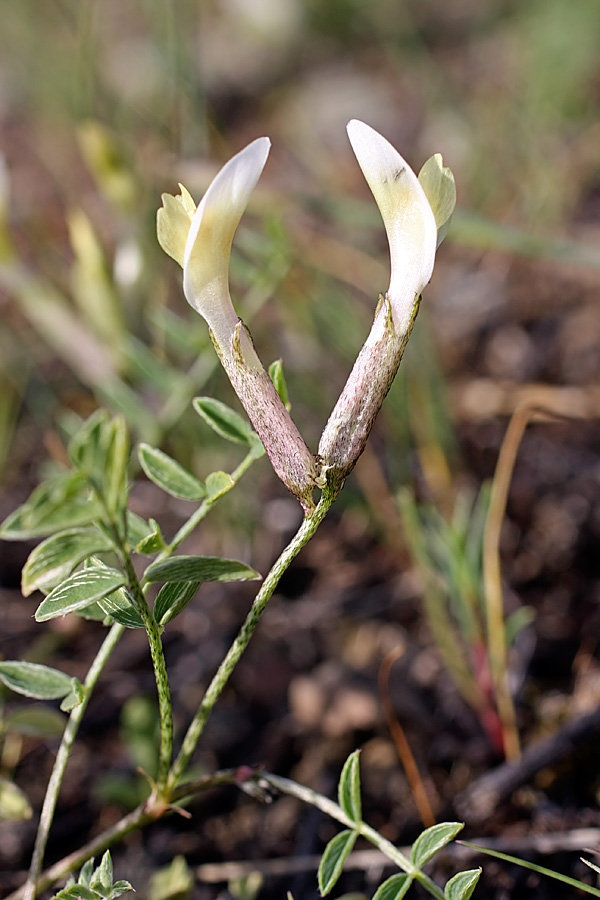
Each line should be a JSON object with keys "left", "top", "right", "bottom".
{"left": 7, "top": 769, "right": 245, "bottom": 900}
{"left": 22, "top": 623, "right": 125, "bottom": 900}
{"left": 120, "top": 551, "right": 173, "bottom": 792}
{"left": 166, "top": 489, "right": 334, "bottom": 792}
{"left": 260, "top": 773, "right": 446, "bottom": 900}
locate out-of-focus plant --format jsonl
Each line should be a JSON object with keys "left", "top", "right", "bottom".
{"left": 0, "top": 123, "right": 488, "bottom": 900}
{"left": 398, "top": 485, "right": 533, "bottom": 758}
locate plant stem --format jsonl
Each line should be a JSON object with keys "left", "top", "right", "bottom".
{"left": 260, "top": 773, "right": 446, "bottom": 900}
{"left": 166, "top": 488, "right": 334, "bottom": 792}
{"left": 22, "top": 623, "right": 125, "bottom": 900}
{"left": 7, "top": 769, "right": 247, "bottom": 900}
{"left": 119, "top": 551, "right": 173, "bottom": 792}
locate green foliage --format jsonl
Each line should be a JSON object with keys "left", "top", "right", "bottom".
{"left": 21, "top": 527, "right": 115, "bottom": 596}
{"left": 0, "top": 776, "right": 33, "bottom": 822}
{"left": 138, "top": 444, "right": 206, "bottom": 501}
{"left": 318, "top": 829, "right": 358, "bottom": 896}
{"left": 52, "top": 852, "right": 133, "bottom": 900}
{"left": 338, "top": 750, "right": 362, "bottom": 823}
{"left": 205, "top": 471, "right": 236, "bottom": 500}
{"left": 410, "top": 823, "right": 464, "bottom": 868}
{"left": 268, "top": 359, "right": 290, "bottom": 410}
{"left": 144, "top": 555, "right": 260, "bottom": 585}
{"left": 148, "top": 856, "right": 194, "bottom": 900}
{"left": 35, "top": 565, "right": 127, "bottom": 622}
{"left": 444, "top": 870, "right": 481, "bottom": 900}
{"left": 154, "top": 581, "right": 201, "bottom": 627}
{"left": 372, "top": 875, "right": 412, "bottom": 900}
{"left": 193, "top": 397, "right": 264, "bottom": 457}
{"left": 0, "top": 472, "right": 103, "bottom": 541}
{"left": 0, "top": 661, "right": 78, "bottom": 702}
{"left": 3, "top": 706, "right": 66, "bottom": 738}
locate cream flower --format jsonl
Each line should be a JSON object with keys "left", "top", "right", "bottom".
{"left": 157, "top": 141, "right": 318, "bottom": 509}
{"left": 317, "top": 122, "right": 455, "bottom": 491}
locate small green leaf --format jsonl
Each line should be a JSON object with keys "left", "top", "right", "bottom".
{"left": 4, "top": 706, "right": 66, "bottom": 737}
{"left": 136, "top": 519, "right": 166, "bottom": 555}
{"left": 154, "top": 581, "right": 201, "bottom": 627}
{"left": 126, "top": 511, "right": 153, "bottom": 545}
{"left": 205, "top": 471, "right": 235, "bottom": 500}
{"left": 68, "top": 408, "right": 110, "bottom": 474}
{"left": 338, "top": 750, "right": 362, "bottom": 823}
{"left": 36, "top": 566, "right": 126, "bottom": 622}
{"left": 96, "top": 586, "right": 145, "bottom": 629}
{"left": 22, "top": 527, "right": 114, "bottom": 596}
{"left": 103, "top": 415, "right": 130, "bottom": 516}
{"left": 0, "top": 472, "right": 102, "bottom": 540}
{"left": 53, "top": 886, "right": 102, "bottom": 900}
{"left": 92, "top": 851, "right": 113, "bottom": 895}
{"left": 411, "top": 822, "right": 464, "bottom": 867}
{"left": 148, "top": 855, "right": 193, "bottom": 900}
{"left": 0, "top": 776, "right": 33, "bottom": 821}
{"left": 108, "top": 882, "right": 134, "bottom": 900}
{"left": 80, "top": 859, "right": 95, "bottom": 888}
{"left": 138, "top": 444, "right": 206, "bottom": 501}
{"left": 268, "top": 359, "right": 290, "bottom": 410}
{"left": 77, "top": 602, "right": 112, "bottom": 622}
{"left": 318, "top": 830, "right": 357, "bottom": 896}
{"left": 144, "top": 555, "right": 260, "bottom": 585}
{"left": 60, "top": 679, "right": 86, "bottom": 712}
{"left": 372, "top": 874, "right": 412, "bottom": 900}
{"left": 444, "top": 869, "right": 481, "bottom": 900}
{"left": 0, "top": 661, "right": 74, "bottom": 700}
{"left": 193, "top": 397, "right": 254, "bottom": 445}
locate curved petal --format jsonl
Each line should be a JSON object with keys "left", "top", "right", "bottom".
{"left": 183, "top": 137, "right": 271, "bottom": 349}
{"left": 346, "top": 120, "right": 437, "bottom": 332}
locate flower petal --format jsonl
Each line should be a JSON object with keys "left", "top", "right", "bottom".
{"left": 418, "top": 153, "right": 456, "bottom": 247}
{"left": 157, "top": 189, "right": 195, "bottom": 267}
{"left": 346, "top": 120, "right": 437, "bottom": 330}
{"left": 183, "top": 137, "right": 271, "bottom": 348}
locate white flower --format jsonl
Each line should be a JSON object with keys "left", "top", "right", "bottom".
{"left": 318, "top": 122, "right": 455, "bottom": 490}
{"left": 345, "top": 119, "right": 438, "bottom": 335}
{"left": 157, "top": 140, "right": 318, "bottom": 509}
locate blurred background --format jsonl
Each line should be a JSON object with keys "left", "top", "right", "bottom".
{"left": 1, "top": 1, "right": 600, "bottom": 898}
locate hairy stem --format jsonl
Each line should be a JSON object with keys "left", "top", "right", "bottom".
{"left": 166, "top": 489, "right": 334, "bottom": 792}
{"left": 22, "top": 623, "right": 125, "bottom": 900}
{"left": 120, "top": 551, "right": 173, "bottom": 792}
